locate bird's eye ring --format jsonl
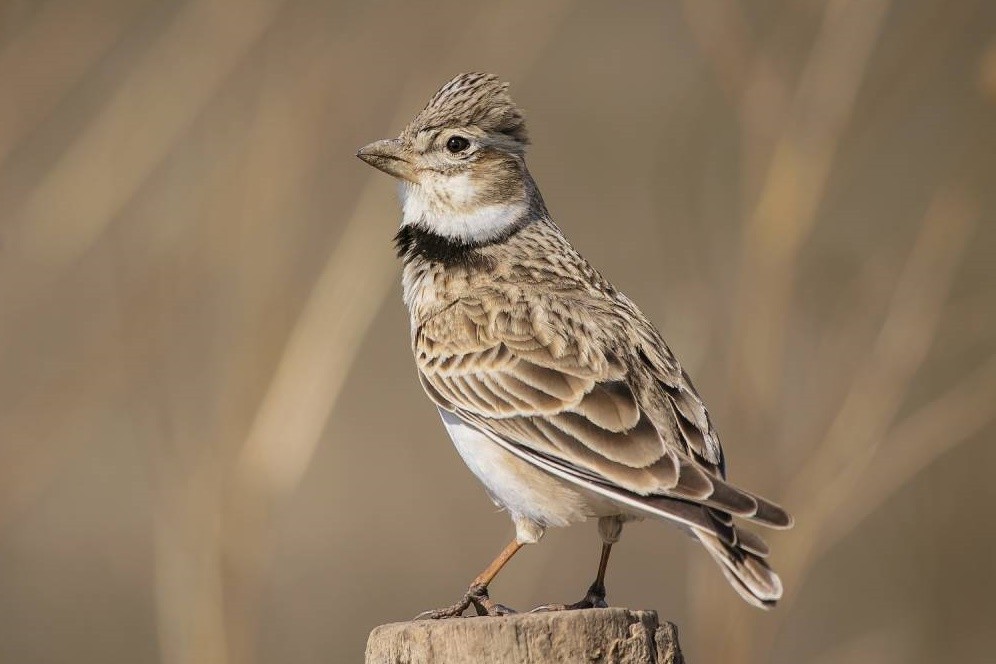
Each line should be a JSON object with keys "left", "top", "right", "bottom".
{"left": 446, "top": 135, "right": 471, "bottom": 153}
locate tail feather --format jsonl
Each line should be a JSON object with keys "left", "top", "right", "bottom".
{"left": 702, "top": 476, "right": 794, "bottom": 529}
{"left": 749, "top": 493, "right": 794, "bottom": 529}
{"left": 668, "top": 456, "right": 793, "bottom": 529}
{"left": 613, "top": 491, "right": 785, "bottom": 608}
{"left": 733, "top": 525, "right": 771, "bottom": 558}
{"left": 694, "top": 528, "right": 783, "bottom": 609}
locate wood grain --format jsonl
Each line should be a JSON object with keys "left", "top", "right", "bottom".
{"left": 365, "top": 608, "right": 683, "bottom": 664}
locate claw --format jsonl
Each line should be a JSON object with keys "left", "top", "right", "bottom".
{"left": 414, "top": 598, "right": 472, "bottom": 620}
{"left": 415, "top": 584, "right": 517, "bottom": 620}
{"left": 530, "top": 581, "right": 607, "bottom": 613}
{"left": 476, "top": 599, "right": 517, "bottom": 617}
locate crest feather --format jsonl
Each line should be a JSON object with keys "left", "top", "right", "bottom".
{"left": 405, "top": 72, "right": 528, "bottom": 146}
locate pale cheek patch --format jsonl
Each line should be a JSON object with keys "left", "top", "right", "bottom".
{"left": 396, "top": 181, "right": 410, "bottom": 207}
{"left": 401, "top": 172, "right": 526, "bottom": 244}
{"left": 444, "top": 172, "right": 478, "bottom": 207}
{"left": 401, "top": 182, "right": 433, "bottom": 226}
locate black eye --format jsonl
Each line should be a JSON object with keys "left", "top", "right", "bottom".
{"left": 446, "top": 135, "right": 470, "bottom": 153}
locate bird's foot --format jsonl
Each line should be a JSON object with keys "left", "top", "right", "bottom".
{"left": 414, "top": 584, "right": 517, "bottom": 620}
{"left": 531, "top": 581, "right": 607, "bottom": 612}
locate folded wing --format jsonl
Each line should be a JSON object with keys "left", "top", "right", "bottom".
{"left": 415, "top": 294, "right": 792, "bottom": 530}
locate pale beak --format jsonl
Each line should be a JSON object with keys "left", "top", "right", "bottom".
{"left": 356, "top": 138, "right": 416, "bottom": 182}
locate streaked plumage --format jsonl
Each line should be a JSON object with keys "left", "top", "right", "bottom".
{"left": 358, "top": 72, "right": 793, "bottom": 613}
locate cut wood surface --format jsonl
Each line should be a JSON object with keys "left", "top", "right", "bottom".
{"left": 365, "top": 608, "right": 683, "bottom": 664}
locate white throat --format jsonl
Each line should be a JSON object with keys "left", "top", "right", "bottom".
{"left": 399, "top": 174, "right": 526, "bottom": 244}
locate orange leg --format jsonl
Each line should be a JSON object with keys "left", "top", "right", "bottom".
{"left": 417, "top": 539, "right": 524, "bottom": 620}
{"left": 472, "top": 539, "right": 523, "bottom": 588}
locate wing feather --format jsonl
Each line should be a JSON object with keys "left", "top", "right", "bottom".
{"left": 571, "top": 381, "right": 641, "bottom": 432}
{"left": 545, "top": 411, "right": 664, "bottom": 468}
{"left": 415, "top": 296, "right": 791, "bottom": 530}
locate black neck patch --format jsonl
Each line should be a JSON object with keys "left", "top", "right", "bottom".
{"left": 394, "top": 223, "right": 522, "bottom": 270}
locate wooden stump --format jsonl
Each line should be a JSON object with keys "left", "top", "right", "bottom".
{"left": 365, "top": 608, "right": 683, "bottom": 664}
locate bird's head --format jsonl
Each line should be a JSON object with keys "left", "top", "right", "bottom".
{"left": 357, "top": 73, "right": 533, "bottom": 244}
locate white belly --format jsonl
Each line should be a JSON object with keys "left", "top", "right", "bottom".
{"left": 439, "top": 408, "right": 614, "bottom": 543}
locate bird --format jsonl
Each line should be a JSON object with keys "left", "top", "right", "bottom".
{"left": 356, "top": 72, "right": 793, "bottom": 618}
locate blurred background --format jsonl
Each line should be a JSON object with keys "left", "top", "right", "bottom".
{"left": 1, "top": 0, "right": 994, "bottom": 662}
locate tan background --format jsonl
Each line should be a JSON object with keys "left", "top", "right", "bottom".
{"left": 1, "top": 0, "right": 995, "bottom": 662}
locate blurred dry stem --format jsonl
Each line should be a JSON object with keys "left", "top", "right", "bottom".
{"left": 0, "top": 0, "right": 285, "bottom": 315}
{"left": 981, "top": 39, "right": 996, "bottom": 101}
{"left": 730, "top": 0, "right": 891, "bottom": 419}
{"left": 0, "top": 0, "right": 147, "bottom": 169}
{"left": 755, "top": 187, "right": 978, "bottom": 652}
{"left": 785, "top": 188, "right": 976, "bottom": 539}
{"left": 683, "top": 0, "right": 989, "bottom": 661}
{"left": 808, "top": 625, "right": 915, "bottom": 664}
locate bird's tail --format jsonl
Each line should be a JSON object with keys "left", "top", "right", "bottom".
{"left": 693, "top": 526, "right": 783, "bottom": 609}
{"left": 605, "top": 482, "right": 788, "bottom": 608}
{"left": 571, "top": 486, "right": 788, "bottom": 608}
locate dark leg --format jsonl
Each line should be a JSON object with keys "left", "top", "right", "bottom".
{"left": 415, "top": 539, "right": 523, "bottom": 619}
{"left": 532, "top": 542, "right": 613, "bottom": 612}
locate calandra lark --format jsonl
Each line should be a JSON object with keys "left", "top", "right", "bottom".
{"left": 357, "top": 73, "right": 792, "bottom": 618}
